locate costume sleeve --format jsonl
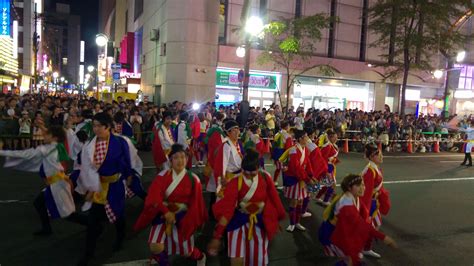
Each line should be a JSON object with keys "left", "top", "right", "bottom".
{"left": 151, "top": 126, "right": 167, "bottom": 166}
{"left": 284, "top": 137, "right": 294, "bottom": 150}
{"left": 360, "top": 169, "right": 375, "bottom": 218}
{"left": 213, "top": 143, "right": 225, "bottom": 183}
{"left": 288, "top": 150, "right": 308, "bottom": 181}
{"left": 304, "top": 149, "right": 313, "bottom": 180}
{"left": 212, "top": 177, "right": 239, "bottom": 222}
{"left": 222, "top": 143, "right": 231, "bottom": 175}
{"left": 177, "top": 123, "right": 189, "bottom": 149}
{"left": 263, "top": 173, "right": 286, "bottom": 240}
{"left": 180, "top": 174, "right": 208, "bottom": 239}
{"left": 158, "top": 128, "right": 172, "bottom": 151}
{"left": 0, "top": 147, "right": 42, "bottom": 159}
{"left": 119, "top": 137, "right": 132, "bottom": 179}
{"left": 133, "top": 175, "right": 169, "bottom": 231}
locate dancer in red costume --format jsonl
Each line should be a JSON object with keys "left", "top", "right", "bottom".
{"left": 360, "top": 143, "right": 391, "bottom": 259}
{"left": 318, "top": 174, "right": 397, "bottom": 266}
{"left": 134, "top": 144, "right": 208, "bottom": 266}
{"left": 281, "top": 129, "right": 314, "bottom": 232}
{"left": 208, "top": 149, "right": 286, "bottom": 266}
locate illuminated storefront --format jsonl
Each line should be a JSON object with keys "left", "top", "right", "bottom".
{"left": 293, "top": 76, "right": 375, "bottom": 111}
{"left": 215, "top": 67, "right": 281, "bottom": 108}
{"left": 452, "top": 64, "right": 474, "bottom": 115}
{"left": 0, "top": 2, "right": 19, "bottom": 93}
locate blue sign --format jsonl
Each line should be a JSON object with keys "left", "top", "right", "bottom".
{"left": 0, "top": 0, "right": 10, "bottom": 36}
{"left": 113, "top": 73, "right": 120, "bottom": 80}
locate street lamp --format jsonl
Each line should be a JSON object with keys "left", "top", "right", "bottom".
{"left": 95, "top": 34, "right": 108, "bottom": 47}
{"left": 433, "top": 69, "right": 443, "bottom": 79}
{"left": 240, "top": 15, "right": 264, "bottom": 127}
{"left": 87, "top": 65, "right": 95, "bottom": 72}
{"left": 60, "top": 77, "right": 65, "bottom": 82}
{"left": 52, "top": 72, "right": 59, "bottom": 79}
{"left": 236, "top": 45, "right": 246, "bottom": 58}
{"left": 456, "top": 50, "right": 466, "bottom": 62}
{"left": 95, "top": 33, "right": 109, "bottom": 99}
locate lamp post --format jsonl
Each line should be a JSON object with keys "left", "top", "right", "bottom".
{"left": 95, "top": 34, "right": 109, "bottom": 100}
{"left": 239, "top": 15, "right": 264, "bottom": 128}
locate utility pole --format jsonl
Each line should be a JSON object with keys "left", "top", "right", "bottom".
{"left": 32, "top": 2, "right": 39, "bottom": 94}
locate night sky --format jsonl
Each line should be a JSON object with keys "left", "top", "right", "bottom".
{"left": 48, "top": 0, "right": 99, "bottom": 67}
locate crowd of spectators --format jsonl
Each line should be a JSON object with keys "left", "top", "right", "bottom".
{"left": 0, "top": 93, "right": 471, "bottom": 153}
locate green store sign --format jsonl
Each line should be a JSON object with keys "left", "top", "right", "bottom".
{"left": 216, "top": 69, "right": 278, "bottom": 90}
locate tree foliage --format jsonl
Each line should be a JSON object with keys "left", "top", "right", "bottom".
{"left": 257, "top": 14, "right": 336, "bottom": 116}
{"left": 369, "top": 0, "right": 473, "bottom": 114}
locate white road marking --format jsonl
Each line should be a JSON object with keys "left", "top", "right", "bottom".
{"left": 439, "top": 161, "right": 462, "bottom": 163}
{"left": 384, "top": 154, "right": 464, "bottom": 158}
{"left": 0, "top": 200, "right": 28, "bottom": 203}
{"left": 383, "top": 177, "right": 474, "bottom": 184}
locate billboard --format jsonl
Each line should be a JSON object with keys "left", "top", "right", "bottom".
{"left": 1, "top": 0, "right": 10, "bottom": 36}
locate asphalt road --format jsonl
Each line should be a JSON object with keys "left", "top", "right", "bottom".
{"left": 0, "top": 151, "right": 473, "bottom": 266}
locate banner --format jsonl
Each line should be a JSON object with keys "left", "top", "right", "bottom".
{"left": 216, "top": 69, "right": 279, "bottom": 90}
{"left": 1, "top": 0, "right": 10, "bottom": 36}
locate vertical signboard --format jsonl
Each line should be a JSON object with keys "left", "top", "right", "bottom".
{"left": 1, "top": 0, "right": 10, "bottom": 36}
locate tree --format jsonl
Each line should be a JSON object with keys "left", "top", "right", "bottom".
{"left": 257, "top": 14, "right": 336, "bottom": 117}
{"left": 369, "top": 0, "right": 473, "bottom": 115}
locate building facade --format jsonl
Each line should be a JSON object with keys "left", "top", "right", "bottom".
{"left": 100, "top": 0, "right": 474, "bottom": 115}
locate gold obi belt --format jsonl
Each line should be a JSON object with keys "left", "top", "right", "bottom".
{"left": 93, "top": 173, "right": 120, "bottom": 205}
{"left": 163, "top": 201, "right": 188, "bottom": 213}
{"left": 239, "top": 201, "right": 265, "bottom": 240}
{"left": 225, "top": 170, "right": 242, "bottom": 181}
{"left": 46, "top": 172, "right": 68, "bottom": 185}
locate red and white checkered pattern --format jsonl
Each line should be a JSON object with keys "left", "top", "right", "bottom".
{"left": 105, "top": 203, "right": 117, "bottom": 223}
{"left": 148, "top": 223, "right": 194, "bottom": 256}
{"left": 94, "top": 140, "right": 108, "bottom": 166}
{"left": 125, "top": 186, "right": 135, "bottom": 199}
{"left": 283, "top": 182, "right": 308, "bottom": 200}
{"left": 227, "top": 223, "right": 269, "bottom": 266}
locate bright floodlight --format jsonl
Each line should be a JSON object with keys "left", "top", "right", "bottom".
{"left": 87, "top": 65, "right": 95, "bottom": 72}
{"left": 95, "top": 34, "right": 108, "bottom": 47}
{"left": 245, "top": 16, "right": 264, "bottom": 36}
{"left": 52, "top": 72, "right": 59, "bottom": 78}
{"left": 433, "top": 69, "right": 443, "bottom": 79}
{"left": 236, "top": 46, "right": 246, "bottom": 58}
{"left": 65, "top": 80, "right": 68, "bottom": 84}
{"left": 60, "top": 77, "right": 65, "bottom": 82}
{"left": 192, "top": 103, "right": 200, "bottom": 111}
{"left": 456, "top": 51, "right": 466, "bottom": 62}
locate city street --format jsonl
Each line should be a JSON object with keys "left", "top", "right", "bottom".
{"left": 0, "top": 152, "right": 473, "bottom": 266}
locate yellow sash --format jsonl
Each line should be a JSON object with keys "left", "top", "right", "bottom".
{"left": 46, "top": 172, "right": 68, "bottom": 185}
{"left": 93, "top": 173, "right": 120, "bottom": 204}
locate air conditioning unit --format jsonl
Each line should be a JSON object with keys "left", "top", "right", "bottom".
{"left": 150, "top": 29, "right": 160, "bottom": 42}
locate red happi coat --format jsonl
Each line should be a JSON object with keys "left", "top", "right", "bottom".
{"left": 284, "top": 144, "right": 313, "bottom": 183}
{"left": 330, "top": 194, "right": 385, "bottom": 266}
{"left": 212, "top": 171, "right": 286, "bottom": 241}
{"left": 206, "top": 126, "right": 225, "bottom": 169}
{"left": 320, "top": 142, "right": 340, "bottom": 165}
{"left": 134, "top": 170, "right": 208, "bottom": 239}
{"left": 306, "top": 141, "right": 328, "bottom": 180}
{"left": 361, "top": 161, "right": 391, "bottom": 217}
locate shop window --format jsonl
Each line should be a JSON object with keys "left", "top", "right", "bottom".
{"left": 456, "top": 64, "right": 474, "bottom": 90}
{"left": 219, "top": 0, "right": 228, "bottom": 44}
{"left": 249, "top": 90, "right": 261, "bottom": 97}
{"left": 262, "top": 91, "right": 274, "bottom": 98}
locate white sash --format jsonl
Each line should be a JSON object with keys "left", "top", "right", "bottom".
{"left": 165, "top": 170, "right": 186, "bottom": 198}
{"left": 241, "top": 175, "right": 259, "bottom": 205}
{"left": 296, "top": 144, "right": 305, "bottom": 165}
